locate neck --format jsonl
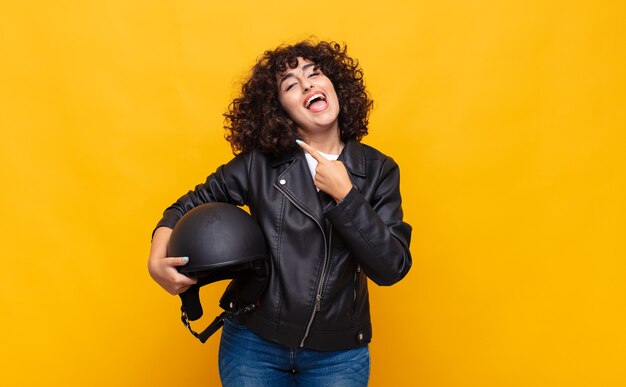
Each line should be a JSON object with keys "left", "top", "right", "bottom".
{"left": 298, "top": 128, "right": 344, "bottom": 155}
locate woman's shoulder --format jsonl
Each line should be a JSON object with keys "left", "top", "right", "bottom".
{"left": 230, "top": 147, "right": 294, "bottom": 170}
{"left": 358, "top": 141, "right": 398, "bottom": 167}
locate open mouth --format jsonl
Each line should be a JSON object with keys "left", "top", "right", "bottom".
{"left": 304, "top": 93, "right": 328, "bottom": 111}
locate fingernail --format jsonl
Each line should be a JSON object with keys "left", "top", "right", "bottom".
{"left": 295, "top": 139, "right": 303, "bottom": 145}
{"left": 182, "top": 256, "right": 189, "bottom": 263}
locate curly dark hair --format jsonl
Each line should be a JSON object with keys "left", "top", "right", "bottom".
{"left": 224, "top": 40, "right": 373, "bottom": 157}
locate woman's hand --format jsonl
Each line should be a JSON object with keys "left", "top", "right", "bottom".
{"left": 148, "top": 227, "right": 197, "bottom": 295}
{"left": 297, "top": 140, "right": 352, "bottom": 203}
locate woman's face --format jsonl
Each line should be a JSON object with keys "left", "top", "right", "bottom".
{"left": 276, "top": 57, "right": 340, "bottom": 137}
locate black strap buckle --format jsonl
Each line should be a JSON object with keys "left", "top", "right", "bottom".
{"left": 180, "top": 303, "right": 256, "bottom": 343}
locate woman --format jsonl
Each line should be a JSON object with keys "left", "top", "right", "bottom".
{"left": 148, "top": 40, "right": 412, "bottom": 386}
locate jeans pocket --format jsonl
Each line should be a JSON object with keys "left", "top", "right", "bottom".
{"left": 224, "top": 316, "right": 248, "bottom": 330}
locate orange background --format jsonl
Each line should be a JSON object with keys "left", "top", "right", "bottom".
{"left": 1, "top": 1, "right": 625, "bottom": 386}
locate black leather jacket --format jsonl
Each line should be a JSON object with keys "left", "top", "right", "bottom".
{"left": 155, "top": 139, "right": 412, "bottom": 350}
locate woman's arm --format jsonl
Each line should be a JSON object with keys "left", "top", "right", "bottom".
{"left": 148, "top": 152, "right": 252, "bottom": 294}
{"left": 154, "top": 152, "right": 251, "bottom": 231}
{"left": 325, "top": 157, "right": 412, "bottom": 286}
{"left": 148, "top": 226, "right": 197, "bottom": 295}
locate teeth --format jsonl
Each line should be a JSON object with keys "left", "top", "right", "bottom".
{"left": 305, "top": 93, "right": 326, "bottom": 109}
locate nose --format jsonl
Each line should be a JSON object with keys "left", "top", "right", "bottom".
{"left": 303, "top": 82, "right": 314, "bottom": 92}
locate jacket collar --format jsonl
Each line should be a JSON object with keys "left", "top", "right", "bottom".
{"left": 338, "top": 139, "right": 366, "bottom": 177}
{"left": 271, "top": 139, "right": 366, "bottom": 225}
{"left": 271, "top": 139, "right": 367, "bottom": 178}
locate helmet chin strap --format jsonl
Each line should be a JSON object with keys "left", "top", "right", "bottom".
{"left": 180, "top": 303, "right": 257, "bottom": 343}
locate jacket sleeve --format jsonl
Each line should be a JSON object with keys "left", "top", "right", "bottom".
{"left": 324, "top": 157, "right": 412, "bottom": 286}
{"left": 153, "top": 152, "right": 251, "bottom": 236}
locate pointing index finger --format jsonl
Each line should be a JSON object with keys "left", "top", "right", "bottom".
{"left": 296, "top": 139, "right": 326, "bottom": 163}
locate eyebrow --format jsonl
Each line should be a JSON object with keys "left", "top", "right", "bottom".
{"left": 278, "top": 63, "right": 317, "bottom": 87}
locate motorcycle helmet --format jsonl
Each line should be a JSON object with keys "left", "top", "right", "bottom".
{"left": 167, "top": 202, "right": 269, "bottom": 343}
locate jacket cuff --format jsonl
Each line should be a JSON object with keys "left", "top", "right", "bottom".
{"left": 151, "top": 220, "right": 176, "bottom": 240}
{"left": 323, "top": 186, "right": 359, "bottom": 218}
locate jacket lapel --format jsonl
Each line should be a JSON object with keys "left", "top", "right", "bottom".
{"left": 271, "top": 139, "right": 367, "bottom": 223}
{"left": 274, "top": 151, "right": 325, "bottom": 225}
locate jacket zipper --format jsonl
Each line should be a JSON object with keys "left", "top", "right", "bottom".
{"left": 300, "top": 223, "right": 331, "bottom": 346}
{"left": 274, "top": 183, "right": 331, "bottom": 347}
{"left": 353, "top": 264, "right": 361, "bottom": 313}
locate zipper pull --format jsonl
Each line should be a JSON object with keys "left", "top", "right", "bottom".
{"left": 315, "top": 294, "right": 321, "bottom": 311}
{"left": 357, "top": 265, "right": 361, "bottom": 273}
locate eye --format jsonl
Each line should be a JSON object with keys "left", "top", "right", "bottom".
{"left": 285, "top": 82, "right": 296, "bottom": 91}
{"left": 308, "top": 72, "right": 320, "bottom": 78}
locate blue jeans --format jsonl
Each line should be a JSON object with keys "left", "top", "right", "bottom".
{"left": 219, "top": 317, "right": 370, "bottom": 387}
